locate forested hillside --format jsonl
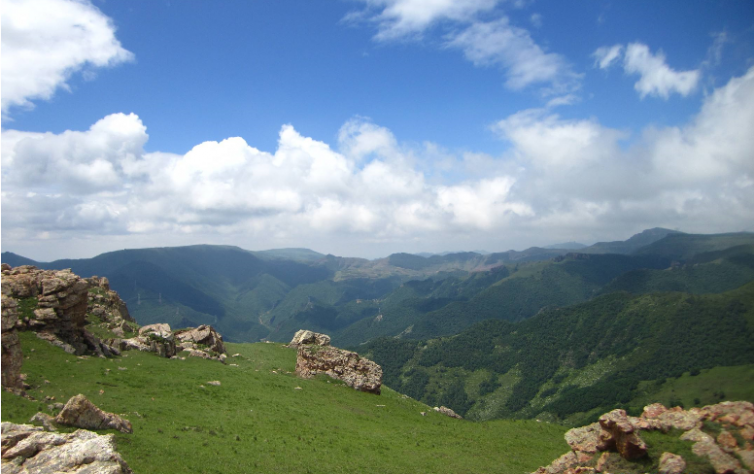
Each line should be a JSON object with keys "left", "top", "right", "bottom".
{"left": 362, "top": 282, "right": 754, "bottom": 426}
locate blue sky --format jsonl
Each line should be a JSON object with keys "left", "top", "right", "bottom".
{"left": 2, "top": 0, "right": 754, "bottom": 260}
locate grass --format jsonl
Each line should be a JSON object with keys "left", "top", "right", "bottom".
{"left": 2, "top": 332, "right": 567, "bottom": 474}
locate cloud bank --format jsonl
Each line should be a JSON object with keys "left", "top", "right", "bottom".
{"left": 3, "top": 66, "right": 753, "bottom": 259}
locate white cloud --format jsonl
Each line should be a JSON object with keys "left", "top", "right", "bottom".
{"left": 592, "top": 44, "right": 623, "bottom": 69}
{"left": 446, "top": 18, "right": 580, "bottom": 92}
{"left": 623, "top": 43, "right": 700, "bottom": 99}
{"left": 1, "top": 0, "right": 133, "bottom": 113}
{"left": 4, "top": 68, "right": 754, "bottom": 259}
{"left": 352, "top": 0, "right": 500, "bottom": 41}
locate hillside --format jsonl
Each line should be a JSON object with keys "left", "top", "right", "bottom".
{"left": 361, "top": 282, "right": 754, "bottom": 426}
{"left": 3, "top": 229, "right": 753, "bottom": 347}
{"left": 1, "top": 332, "right": 566, "bottom": 474}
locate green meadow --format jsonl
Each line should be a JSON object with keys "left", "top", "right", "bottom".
{"left": 2, "top": 332, "right": 566, "bottom": 474}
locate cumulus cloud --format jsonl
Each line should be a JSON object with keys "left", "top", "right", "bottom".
{"left": 446, "top": 18, "right": 580, "bottom": 92}
{"left": 4, "top": 68, "right": 754, "bottom": 259}
{"left": 1, "top": 0, "right": 133, "bottom": 113}
{"left": 592, "top": 42, "right": 701, "bottom": 99}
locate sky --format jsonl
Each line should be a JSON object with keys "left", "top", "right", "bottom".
{"left": 1, "top": 0, "right": 754, "bottom": 261}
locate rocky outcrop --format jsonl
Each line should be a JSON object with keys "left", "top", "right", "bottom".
{"left": 1, "top": 422, "right": 132, "bottom": 473}
{"left": 597, "top": 409, "right": 647, "bottom": 460}
{"left": 55, "top": 394, "right": 132, "bottom": 434}
{"left": 532, "top": 402, "right": 754, "bottom": 474}
{"left": 85, "top": 276, "right": 135, "bottom": 337}
{"left": 433, "top": 406, "right": 463, "bottom": 419}
{"left": 116, "top": 323, "right": 177, "bottom": 358}
{"left": 1, "top": 295, "right": 24, "bottom": 394}
{"left": 295, "top": 343, "right": 382, "bottom": 394}
{"left": 288, "top": 329, "right": 331, "bottom": 347}
{"left": 0, "top": 265, "right": 121, "bottom": 362}
{"left": 175, "top": 325, "right": 226, "bottom": 354}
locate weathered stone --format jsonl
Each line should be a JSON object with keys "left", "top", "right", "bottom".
{"left": 174, "top": 325, "right": 225, "bottom": 354}
{"left": 717, "top": 430, "right": 738, "bottom": 452}
{"left": 1, "top": 266, "right": 124, "bottom": 359}
{"left": 288, "top": 329, "right": 331, "bottom": 347}
{"left": 0, "top": 422, "right": 132, "bottom": 473}
{"left": 433, "top": 406, "right": 462, "bottom": 419}
{"left": 658, "top": 452, "right": 686, "bottom": 474}
{"left": 1, "top": 296, "right": 24, "bottom": 393}
{"left": 565, "top": 422, "right": 602, "bottom": 454}
{"left": 296, "top": 345, "right": 382, "bottom": 394}
{"left": 680, "top": 427, "right": 714, "bottom": 443}
{"left": 692, "top": 439, "right": 745, "bottom": 474}
{"left": 28, "top": 413, "right": 57, "bottom": 432}
{"left": 531, "top": 451, "right": 578, "bottom": 474}
{"left": 655, "top": 407, "right": 702, "bottom": 432}
{"left": 597, "top": 409, "right": 647, "bottom": 460}
{"left": 594, "top": 452, "right": 609, "bottom": 473}
{"left": 55, "top": 394, "right": 132, "bottom": 434}
{"left": 641, "top": 403, "right": 669, "bottom": 419}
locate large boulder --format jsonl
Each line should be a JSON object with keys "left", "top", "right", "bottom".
{"left": 597, "top": 409, "right": 648, "bottom": 460}
{"left": 175, "top": 325, "right": 226, "bottom": 354}
{"left": 1, "top": 422, "right": 132, "bottom": 474}
{"left": 118, "top": 323, "right": 176, "bottom": 358}
{"left": 55, "top": 394, "right": 132, "bottom": 434}
{"left": 564, "top": 422, "right": 602, "bottom": 454}
{"left": 288, "top": 329, "right": 331, "bottom": 347}
{"left": 296, "top": 345, "right": 382, "bottom": 394}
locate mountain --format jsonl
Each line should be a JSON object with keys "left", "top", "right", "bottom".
{"left": 582, "top": 227, "right": 684, "bottom": 254}
{"left": 4, "top": 229, "right": 753, "bottom": 347}
{"left": 361, "top": 281, "right": 754, "bottom": 425}
{"left": 543, "top": 242, "right": 587, "bottom": 250}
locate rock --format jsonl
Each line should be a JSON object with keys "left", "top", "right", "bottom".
{"left": 594, "top": 452, "right": 609, "bottom": 473}
{"left": 658, "top": 452, "right": 686, "bottom": 474}
{"left": 565, "top": 422, "right": 602, "bottom": 454}
{"left": 206, "top": 381, "right": 221, "bottom": 386}
{"left": 296, "top": 345, "right": 382, "bottom": 394}
{"left": 139, "top": 323, "right": 172, "bottom": 339}
{"left": 597, "top": 409, "right": 647, "bottom": 460}
{"left": 1, "top": 266, "right": 124, "bottom": 359}
{"left": 1, "top": 296, "right": 24, "bottom": 393}
{"left": 654, "top": 407, "right": 702, "bottom": 432}
{"left": 680, "top": 428, "right": 714, "bottom": 443}
{"left": 174, "top": 325, "right": 225, "bottom": 354}
{"left": 288, "top": 329, "right": 331, "bottom": 347}
{"left": 0, "top": 422, "right": 132, "bottom": 473}
{"left": 532, "top": 451, "right": 578, "bottom": 474}
{"left": 433, "top": 406, "right": 463, "bottom": 419}
{"left": 717, "top": 430, "right": 738, "bottom": 452}
{"left": 691, "top": 438, "right": 746, "bottom": 474}
{"left": 28, "top": 414, "right": 57, "bottom": 432}
{"left": 700, "top": 401, "right": 754, "bottom": 428}
{"left": 55, "top": 394, "right": 132, "bottom": 434}
{"left": 118, "top": 323, "right": 176, "bottom": 358}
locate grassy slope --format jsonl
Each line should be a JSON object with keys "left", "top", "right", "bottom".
{"left": 2, "top": 332, "right": 566, "bottom": 474}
